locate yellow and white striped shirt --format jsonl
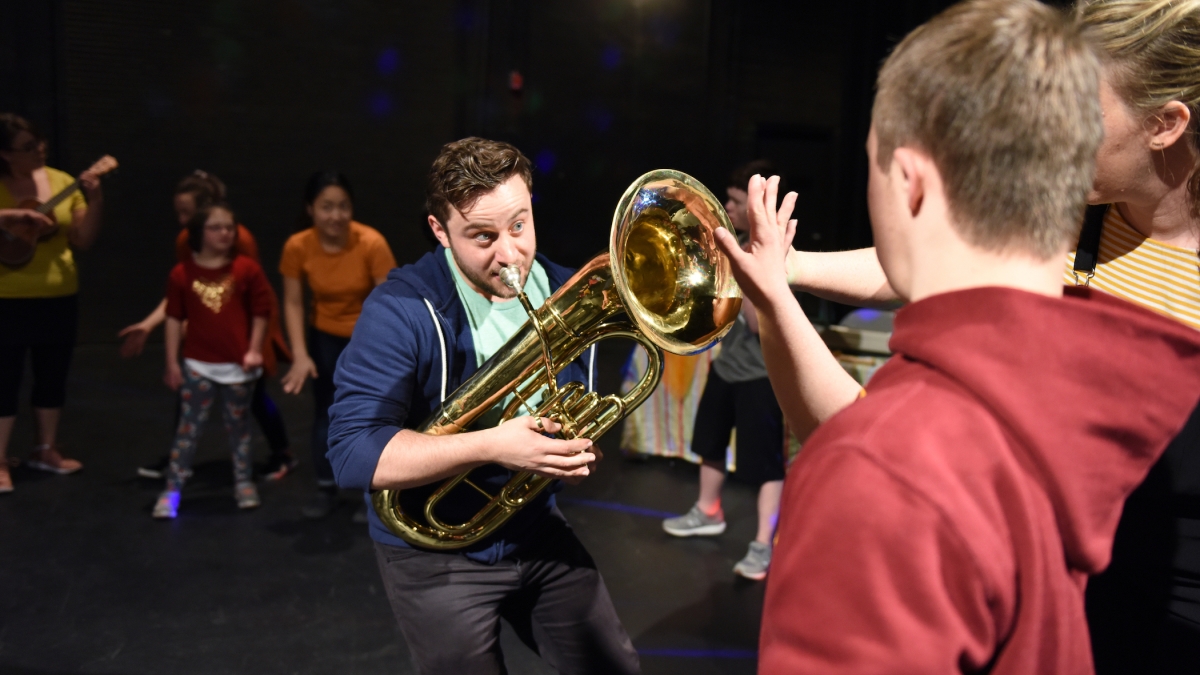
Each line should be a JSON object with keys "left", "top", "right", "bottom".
{"left": 1064, "top": 207, "right": 1200, "bottom": 331}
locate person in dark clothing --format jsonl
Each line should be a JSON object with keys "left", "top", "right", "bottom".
{"left": 662, "top": 160, "right": 787, "bottom": 581}
{"left": 327, "top": 138, "right": 638, "bottom": 675}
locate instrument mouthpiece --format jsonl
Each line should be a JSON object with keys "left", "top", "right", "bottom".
{"left": 499, "top": 265, "right": 523, "bottom": 293}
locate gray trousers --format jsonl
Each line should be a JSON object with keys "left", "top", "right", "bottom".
{"left": 374, "top": 514, "right": 640, "bottom": 675}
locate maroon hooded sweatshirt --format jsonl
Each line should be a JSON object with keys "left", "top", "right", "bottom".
{"left": 759, "top": 286, "right": 1200, "bottom": 674}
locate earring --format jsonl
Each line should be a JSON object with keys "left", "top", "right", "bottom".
{"left": 1151, "top": 141, "right": 1164, "bottom": 150}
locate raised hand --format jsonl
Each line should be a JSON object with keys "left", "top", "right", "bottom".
{"left": 488, "top": 416, "right": 597, "bottom": 480}
{"left": 79, "top": 170, "right": 103, "bottom": 201}
{"left": 714, "top": 174, "right": 798, "bottom": 308}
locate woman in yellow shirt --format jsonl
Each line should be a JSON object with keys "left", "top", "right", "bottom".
{"left": 279, "top": 171, "right": 395, "bottom": 517}
{"left": 0, "top": 113, "right": 103, "bottom": 492}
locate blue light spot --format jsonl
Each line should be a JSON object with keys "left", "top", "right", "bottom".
{"left": 601, "top": 44, "right": 621, "bottom": 71}
{"left": 377, "top": 48, "right": 400, "bottom": 76}
{"left": 368, "top": 90, "right": 393, "bottom": 117}
{"left": 588, "top": 106, "right": 614, "bottom": 133}
{"left": 535, "top": 149, "right": 557, "bottom": 174}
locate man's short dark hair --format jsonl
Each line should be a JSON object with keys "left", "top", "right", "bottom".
{"left": 425, "top": 138, "right": 534, "bottom": 226}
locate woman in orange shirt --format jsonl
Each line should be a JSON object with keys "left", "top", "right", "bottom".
{"left": 280, "top": 171, "right": 395, "bottom": 518}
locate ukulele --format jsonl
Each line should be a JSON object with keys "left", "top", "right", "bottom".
{"left": 0, "top": 155, "right": 118, "bottom": 268}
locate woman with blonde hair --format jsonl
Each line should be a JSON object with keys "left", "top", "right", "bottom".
{"left": 771, "top": 0, "right": 1199, "bottom": 670}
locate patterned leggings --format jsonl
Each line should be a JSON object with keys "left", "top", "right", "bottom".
{"left": 166, "top": 367, "right": 255, "bottom": 492}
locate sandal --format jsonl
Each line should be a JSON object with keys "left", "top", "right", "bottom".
{"left": 26, "top": 445, "right": 82, "bottom": 475}
{"left": 0, "top": 464, "right": 12, "bottom": 493}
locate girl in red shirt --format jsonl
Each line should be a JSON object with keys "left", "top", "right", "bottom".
{"left": 119, "top": 171, "right": 295, "bottom": 482}
{"left": 153, "top": 203, "right": 273, "bottom": 519}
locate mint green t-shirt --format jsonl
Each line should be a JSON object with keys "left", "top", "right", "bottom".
{"left": 445, "top": 248, "right": 552, "bottom": 428}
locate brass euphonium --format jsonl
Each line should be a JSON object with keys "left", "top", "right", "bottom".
{"left": 372, "top": 169, "right": 742, "bottom": 549}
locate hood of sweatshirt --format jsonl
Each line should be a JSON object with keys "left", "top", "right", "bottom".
{"left": 888, "top": 286, "right": 1200, "bottom": 574}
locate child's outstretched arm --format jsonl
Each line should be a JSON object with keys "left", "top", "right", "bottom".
{"left": 786, "top": 247, "right": 899, "bottom": 307}
{"left": 118, "top": 299, "right": 168, "bottom": 358}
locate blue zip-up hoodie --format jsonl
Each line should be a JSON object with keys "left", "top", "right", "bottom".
{"left": 327, "top": 246, "right": 596, "bottom": 564}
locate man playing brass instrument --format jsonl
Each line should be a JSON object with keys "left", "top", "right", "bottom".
{"left": 327, "top": 137, "right": 639, "bottom": 675}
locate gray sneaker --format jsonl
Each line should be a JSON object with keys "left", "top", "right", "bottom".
{"left": 663, "top": 505, "right": 727, "bottom": 537}
{"left": 235, "top": 481, "right": 261, "bottom": 510}
{"left": 733, "top": 541, "right": 772, "bottom": 580}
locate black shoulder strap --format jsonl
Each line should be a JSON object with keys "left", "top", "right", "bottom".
{"left": 1072, "top": 204, "right": 1110, "bottom": 286}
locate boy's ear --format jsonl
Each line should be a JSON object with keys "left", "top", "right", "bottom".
{"left": 427, "top": 215, "right": 450, "bottom": 248}
{"left": 892, "top": 147, "right": 926, "bottom": 217}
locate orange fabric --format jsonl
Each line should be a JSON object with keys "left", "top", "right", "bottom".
{"left": 173, "top": 224, "right": 288, "bottom": 374}
{"left": 279, "top": 222, "right": 395, "bottom": 338}
{"left": 661, "top": 352, "right": 701, "bottom": 400}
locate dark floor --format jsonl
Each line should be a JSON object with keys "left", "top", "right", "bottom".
{"left": 0, "top": 340, "right": 766, "bottom": 675}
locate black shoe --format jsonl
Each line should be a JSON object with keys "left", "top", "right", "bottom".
{"left": 302, "top": 489, "right": 338, "bottom": 519}
{"left": 137, "top": 456, "right": 169, "bottom": 479}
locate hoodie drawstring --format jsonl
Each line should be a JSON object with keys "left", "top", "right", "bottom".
{"left": 423, "top": 299, "right": 448, "bottom": 402}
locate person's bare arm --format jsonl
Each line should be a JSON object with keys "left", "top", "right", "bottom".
{"left": 67, "top": 172, "right": 103, "bottom": 250}
{"left": 243, "top": 316, "right": 267, "bottom": 371}
{"left": 715, "top": 176, "right": 864, "bottom": 439}
{"left": 370, "top": 417, "right": 596, "bottom": 490}
{"left": 118, "top": 299, "right": 168, "bottom": 358}
{"left": 786, "top": 247, "right": 899, "bottom": 307}
{"left": 281, "top": 276, "right": 316, "bottom": 394}
{"left": 743, "top": 295, "right": 760, "bottom": 334}
{"left": 0, "top": 208, "right": 53, "bottom": 231}
{"left": 164, "top": 316, "right": 184, "bottom": 390}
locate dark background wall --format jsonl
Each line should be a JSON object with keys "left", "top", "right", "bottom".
{"left": 1, "top": 0, "right": 963, "bottom": 344}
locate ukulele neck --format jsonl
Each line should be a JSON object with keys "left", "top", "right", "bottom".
{"left": 37, "top": 180, "right": 82, "bottom": 215}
